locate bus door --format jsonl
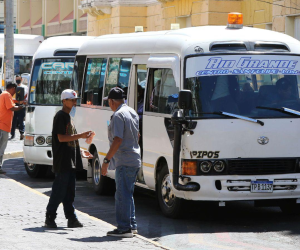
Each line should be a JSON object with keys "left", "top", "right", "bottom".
{"left": 143, "top": 56, "right": 180, "bottom": 189}
{"left": 128, "top": 57, "right": 148, "bottom": 184}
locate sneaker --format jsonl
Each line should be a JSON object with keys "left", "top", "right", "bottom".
{"left": 0, "top": 168, "right": 6, "bottom": 174}
{"left": 8, "top": 136, "right": 15, "bottom": 141}
{"left": 68, "top": 218, "right": 83, "bottom": 228}
{"left": 132, "top": 229, "right": 138, "bottom": 234}
{"left": 44, "top": 218, "right": 57, "bottom": 228}
{"left": 20, "top": 134, "right": 24, "bottom": 140}
{"left": 107, "top": 229, "right": 133, "bottom": 238}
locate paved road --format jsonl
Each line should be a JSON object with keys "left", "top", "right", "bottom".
{"left": 2, "top": 158, "right": 300, "bottom": 250}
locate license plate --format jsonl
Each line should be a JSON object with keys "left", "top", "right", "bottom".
{"left": 251, "top": 181, "right": 273, "bottom": 193}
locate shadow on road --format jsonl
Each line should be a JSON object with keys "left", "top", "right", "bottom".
{"left": 4, "top": 158, "right": 300, "bottom": 241}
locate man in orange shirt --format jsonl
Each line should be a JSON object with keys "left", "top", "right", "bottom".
{"left": 0, "top": 83, "right": 25, "bottom": 174}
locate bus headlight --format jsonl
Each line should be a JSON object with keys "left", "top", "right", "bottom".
{"left": 46, "top": 136, "right": 52, "bottom": 145}
{"left": 182, "top": 160, "right": 197, "bottom": 175}
{"left": 24, "top": 135, "right": 34, "bottom": 146}
{"left": 213, "top": 161, "right": 225, "bottom": 173}
{"left": 200, "top": 161, "right": 212, "bottom": 173}
{"left": 36, "top": 136, "right": 45, "bottom": 145}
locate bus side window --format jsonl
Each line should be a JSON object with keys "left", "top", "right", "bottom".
{"left": 83, "top": 58, "right": 107, "bottom": 106}
{"left": 145, "top": 68, "right": 179, "bottom": 114}
{"left": 71, "top": 56, "right": 86, "bottom": 99}
{"left": 103, "top": 58, "right": 132, "bottom": 107}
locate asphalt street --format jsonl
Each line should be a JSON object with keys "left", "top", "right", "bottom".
{"left": 2, "top": 158, "right": 300, "bottom": 250}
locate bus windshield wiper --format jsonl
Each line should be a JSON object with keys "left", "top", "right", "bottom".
{"left": 194, "top": 111, "right": 264, "bottom": 126}
{"left": 256, "top": 106, "right": 300, "bottom": 117}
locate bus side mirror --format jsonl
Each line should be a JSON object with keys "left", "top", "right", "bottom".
{"left": 178, "top": 90, "right": 192, "bottom": 110}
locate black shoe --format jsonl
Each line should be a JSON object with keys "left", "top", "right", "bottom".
{"left": 107, "top": 229, "right": 133, "bottom": 238}
{"left": 44, "top": 214, "right": 57, "bottom": 228}
{"left": 68, "top": 218, "right": 83, "bottom": 228}
{"left": 0, "top": 168, "right": 6, "bottom": 174}
{"left": 8, "top": 136, "right": 15, "bottom": 140}
{"left": 20, "top": 134, "right": 24, "bottom": 140}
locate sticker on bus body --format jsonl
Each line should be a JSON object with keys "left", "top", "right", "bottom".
{"left": 186, "top": 55, "right": 300, "bottom": 78}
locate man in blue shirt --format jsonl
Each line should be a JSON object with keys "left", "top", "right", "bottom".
{"left": 101, "top": 87, "right": 141, "bottom": 238}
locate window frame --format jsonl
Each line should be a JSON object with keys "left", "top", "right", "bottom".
{"left": 144, "top": 67, "right": 179, "bottom": 118}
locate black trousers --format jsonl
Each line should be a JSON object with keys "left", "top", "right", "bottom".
{"left": 46, "top": 170, "right": 77, "bottom": 219}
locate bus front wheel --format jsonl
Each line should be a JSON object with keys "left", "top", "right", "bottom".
{"left": 157, "top": 164, "right": 183, "bottom": 218}
{"left": 24, "top": 163, "right": 47, "bottom": 178}
{"left": 92, "top": 151, "right": 115, "bottom": 195}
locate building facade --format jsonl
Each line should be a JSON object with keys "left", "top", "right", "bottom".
{"left": 79, "top": 0, "right": 275, "bottom": 36}
{"left": 16, "top": 0, "right": 87, "bottom": 37}
{"left": 15, "top": 0, "right": 300, "bottom": 41}
{"left": 0, "top": 0, "right": 17, "bottom": 33}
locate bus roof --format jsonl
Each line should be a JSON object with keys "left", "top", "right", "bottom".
{"left": 0, "top": 34, "right": 44, "bottom": 56}
{"left": 33, "top": 36, "right": 95, "bottom": 60}
{"left": 77, "top": 26, "right": 300, "bottom": 57}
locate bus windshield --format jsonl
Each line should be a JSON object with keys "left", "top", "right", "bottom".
{"left": 29, "top": 58, "right": 74, "bottom": 105}
{"left": 14, "top": 56, "right": 33, "bottom": 75}
{"left": 185, "top": 55, "right": 300, "bottom": 118}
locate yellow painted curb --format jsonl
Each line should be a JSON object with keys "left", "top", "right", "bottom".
{"left": 6, "top": 178, "right": 174, "bottom": 250}
{"left": 3, "top": 151, "right": 23, "bottom": 159}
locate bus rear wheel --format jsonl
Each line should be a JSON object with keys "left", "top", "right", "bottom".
{"left": 157, "top": 164, "right": 183, "bottom": 218}
{"left": 92, "top": 151, "right": 115, "bottom": 195}
{"left": 280, "top": 199, "right": 300, "bottom": 215}
{"left": 24, "top": 163, "right": 47, "bottom": 178}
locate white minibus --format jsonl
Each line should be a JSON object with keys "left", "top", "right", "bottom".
{"left": 0, "top": 34, "right": 43, "bottom": 88}
{"left": 72, "top": 13, "right": 300, "bottom": 218}
{"left": 23, "top": 36, "right": 94, "bottom": 178}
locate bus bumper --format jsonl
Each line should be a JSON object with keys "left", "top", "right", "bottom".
{"left": 23, "top": 146, "right": 53, "bottom": 166}
{"left": 175, "top": 174, "right": 300, "bottom": 201}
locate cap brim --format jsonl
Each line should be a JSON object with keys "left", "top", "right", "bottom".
{"left": 103, "top": 96, "right": 108, "bottom": 100}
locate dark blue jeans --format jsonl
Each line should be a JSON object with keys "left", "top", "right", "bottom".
{"left": 115, "top": 166, "right": 140, "bottom": 231}
{"left": 46, "top": 170, "right": 77, "bottom": 219}
{"left": 11, "top": 108, "right": 26, "bottom": 137}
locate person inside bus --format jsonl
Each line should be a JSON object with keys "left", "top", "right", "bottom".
{"left": 150, "top": 80, "right": 161, "bottom": 111}
{"left": 210, "top": 75, "right": 240, "bottom": 114}
{"left": 275, "top": 78, "right": 296, "bottom": 102}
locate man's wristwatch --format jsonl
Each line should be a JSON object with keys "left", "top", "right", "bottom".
{"left": 103, "top": 158, "right": 110, "bottom": 164}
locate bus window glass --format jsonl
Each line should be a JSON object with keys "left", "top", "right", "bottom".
{"left": 146, "top": 68, "right": 179, "bottom": 114}
{"left": 83, "top": 58, "right": 107, "bottom": 106}
{"left": 29, "top": 58, "right": 74, "bottom": 105}
{"left": 186, "top": 74, "right": 300, "bottom": 118}
{"left": 103, "top": 58, "right": 132, "bottom": 107}
{"left": 71, "top": 56, "right": 86, "bottom": 99}
{"left": 14, "top": 56, "right": 32, "bottom": 75}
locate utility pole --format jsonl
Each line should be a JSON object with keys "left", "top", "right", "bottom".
{"left": 4, "top": 0, "right": 15, "bottom": 87}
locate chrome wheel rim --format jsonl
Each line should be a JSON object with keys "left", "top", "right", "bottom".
{"left": 161, "top": 174, "right": 175, "bottom": 208}
{"left": 93, "top": 157, "right": 100, "bottom": 185}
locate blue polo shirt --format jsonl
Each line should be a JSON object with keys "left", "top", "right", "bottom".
{"left": 108, "top": 103, "right": 141, "bottom": 170}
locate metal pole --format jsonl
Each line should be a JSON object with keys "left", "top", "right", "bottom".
{"left": 4, "top": 0, "right": 15, "bottom": 87}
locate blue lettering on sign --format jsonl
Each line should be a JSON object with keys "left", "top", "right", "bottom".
{"left": 196, "top": 57, "right": 300, "bottom": 76}
{"left": 41, "top": 62, "right": 74, "bottom": 70}
{"left": 205, "top": 57, "right": 298, "bottom": 69}
{"left": 119, "top": 73, "right": 127, "bottom": 77}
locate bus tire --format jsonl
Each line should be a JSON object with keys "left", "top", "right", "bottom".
{"left": 24, "top": 163, "right": 47, "bottom": 178}
{"left": 280, "top": 199, "right": 300, "bottom": 215}
{"left": 157, "top": 164, "right": 183, "bottom": 218}
{"left": 92, "top": 151, "right": 114, "bottom": 195}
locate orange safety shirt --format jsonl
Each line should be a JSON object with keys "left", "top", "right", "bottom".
{"left": 0, "top": 91, "right": 15, "bottom": 132}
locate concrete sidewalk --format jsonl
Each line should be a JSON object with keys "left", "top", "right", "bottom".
{"left": 0, "top": 175, "right": 168, "bottom": 250}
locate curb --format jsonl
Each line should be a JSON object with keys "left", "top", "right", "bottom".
{"left": 3, "top": 151, "right": 23, "bottom": 160}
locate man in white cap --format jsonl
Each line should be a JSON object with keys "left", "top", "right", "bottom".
{"left": 44, "top": 89, "right": 92, "bottom": 228}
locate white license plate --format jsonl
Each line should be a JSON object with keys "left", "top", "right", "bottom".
{"left": 251, "top": 181, "right": 273, "bottom": 193}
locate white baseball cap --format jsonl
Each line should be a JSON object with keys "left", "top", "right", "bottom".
{"left": 61, "top": 89, "right": 80, "bottom": 100}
